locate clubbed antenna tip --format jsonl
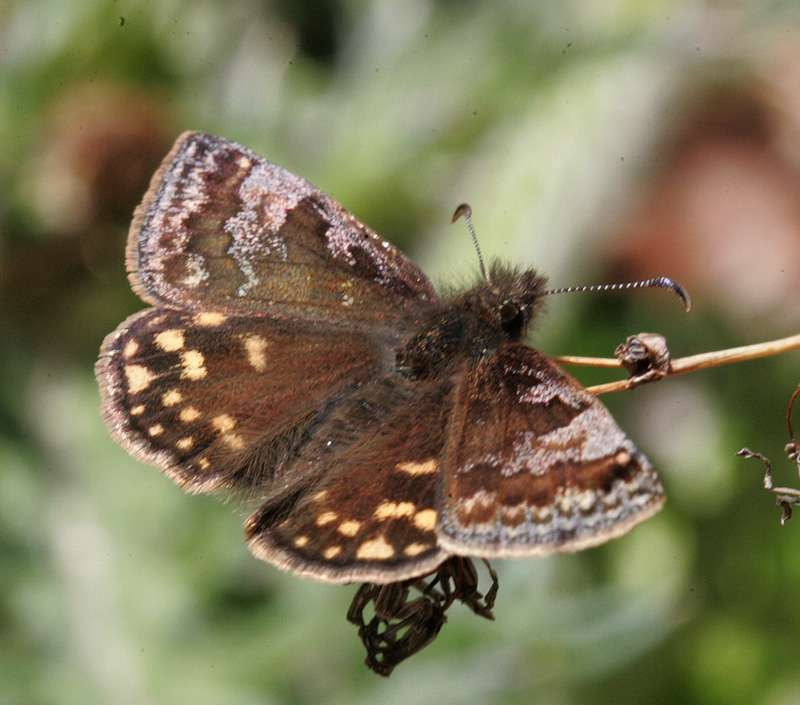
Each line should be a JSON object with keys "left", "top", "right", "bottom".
{"left": 543, "top": 276, "right": 692, "bottom": 312}
{"left": 650, "top": 276, "right": 692, "bottom": 312}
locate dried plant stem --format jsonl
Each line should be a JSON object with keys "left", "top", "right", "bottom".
{"left": 553, "top": 355, "right": 624, "bottom": 369}
{"left": 552, "top": 332, "right": 800, "bottom": 396}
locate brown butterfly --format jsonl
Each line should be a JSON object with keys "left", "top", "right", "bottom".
{"left": 97, "top": 131, "right": 669, "bottom": 586}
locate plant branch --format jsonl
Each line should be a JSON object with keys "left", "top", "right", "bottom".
{"left": 552, "top": 332, "right": 800, "bottom": 396}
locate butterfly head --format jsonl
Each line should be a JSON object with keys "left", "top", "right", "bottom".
{"left": 460, "top": 262, "right": 548, "bottom": 341}
{"left": 449, "top": 205, "right": 548, "bottom": 341}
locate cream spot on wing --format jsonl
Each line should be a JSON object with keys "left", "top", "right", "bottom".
{"left": 323, "top": 546, "right": 342, "bottom": 559}
{"left": 501, "top": 505, "right": 527, "bottom": 528}
{"left": 404, "top": 542, "right": 431, "bottom": 557}
{"left": 180, "top": 350, "right": 206, "bottom": 380}
{"left": 148, "top": 424, "right": 164, "bottom": 437}
{"left": 615, "top": 450, "right": 632, "bottom": 466}
{"left": 211, "top": 416, "right": 243, "bottom": 450}
{"left": 193, "top": 312, "right": 227, "bottom": 326}
{"left": 162, "top": 389, "right": 183, "bottom": 406}
{"left": 123, "top": 340, "right": 139, "bottom": 358}
{"left": 212, "top": 414, "right": 236, "bottom": 432}
{"left": 413, "top": 509, "right": 437, "bottom": 532}
{"left": 338, "top": 520, "right": 362, "bottom": 537}
{"left": 374, "top": 502, "right": 394, "bottom": 520}
{"left": 243, "top": 335, "right": 269, "bottom": 373}
{"left": 311, "top": 490, "right": 328, "bottom": 502}
{"left": 154, "top": 329, "right": 185, "bottom": 352}
{"left": 340, "top": 280, "right": 355, "bottom": 308}
{"left": 316, "top": 511, "right": 338, "bottom": 526}
{"left": 197, "top": 457, "right": 210, "bottom": 470}
{"left": 238, "top": 155, "right": 252, "bottom": 170}
{"left": 356, "top": 536, "right": 394, "bottom": 560}
{"left": 176, "top": 437, "right": 193, "bottom": 450}
{"left": 130, "top": 404, "right": 146, "bottom": 416}
{"left": 146, "top": 314, "right": 166, "bottom": 328}
{"left": 125, "top": 365, "right": 155, "bottom": 394}
{"left": 182, "top": 258, "right": 208, "bottom": 289}
{"left": 223, "top": 433, "right": 245, "bottom": 450}
{"left": 374, "top": 501, "right": 416, "bottom": 520}
{"left": 395, "top": 459, "right": 439, "bottom": 475}
{"left": 458, "top": 490, "right": 494, "bottom": 511}
{"left": 294, "top": 536, "right": 309, "bottom": 548}
{"left": 555, "top": 486, "right": 598, "bottom": 514}
{"left": 180, "top": 406, "right": 201, "bottom": 422}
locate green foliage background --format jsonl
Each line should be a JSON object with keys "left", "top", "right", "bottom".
{"left": 3, "top": 1, "right": 800, "bottom": 703}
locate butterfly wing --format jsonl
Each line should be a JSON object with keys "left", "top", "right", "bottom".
{"left": 97, "top": 307, "right": 391, "bottom": 493}
{"left": 245, "top": 377, "right": 453, "bottom": 583}
{"left": 437, "top": 343, "right": 664, "bottom": 556}
{"left": 128, "top": 132, "right": 437, "bottom": 327}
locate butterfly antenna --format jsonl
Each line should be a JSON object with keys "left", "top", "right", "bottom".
{"left": 542, "top": 276, "right": 692, "bottom": 312}
{"left": 452, "top": 203, "right": 490, "bottom": 284}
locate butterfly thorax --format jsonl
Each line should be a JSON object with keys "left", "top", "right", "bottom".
{"left": 396, "top": 265, "right": 547, "bottom": 378}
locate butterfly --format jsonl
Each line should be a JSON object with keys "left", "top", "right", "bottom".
{"left": 96, "top": 131, "right": 665, "bottom": 586}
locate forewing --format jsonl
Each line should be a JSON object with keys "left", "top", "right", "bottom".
{"left": 245, "top": 378, "right": 454, "bottom": 584}
{"left": 128, "top": 132, "right": 437, "bottom": 327}
{"left": 96, "top": 307, "right": 388, "bottom": 493}
{"left": 437, "top": 343, "right": 663, "bottom": 556}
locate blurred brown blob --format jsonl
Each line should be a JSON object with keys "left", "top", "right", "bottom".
{"left": 610, "top": 68, "right": 800, "bottom": 331}
{"left": 27, "top": 82, "right": 171, "bottom": 248}
{"left": 4, "top": 83, "right": 172, "bottom": 357}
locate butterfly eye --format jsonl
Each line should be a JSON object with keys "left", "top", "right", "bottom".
{"left": 499, "top": 302, "right": 524, "bottom": 334}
